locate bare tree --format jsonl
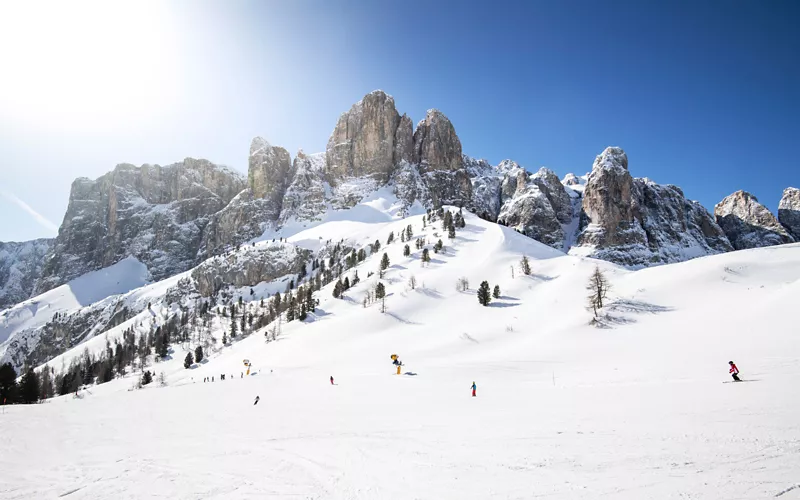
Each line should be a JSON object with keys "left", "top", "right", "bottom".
{"left": 586, "top": 265, "right": 611, "bottom": 318}
{"left": 408, "top": 275, "right": 417, "bottom": 290}
{"left": 456, "top": 276, "right": 469, "bottom": 292}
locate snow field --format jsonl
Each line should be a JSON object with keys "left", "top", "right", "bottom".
{"left": 2, "top": 213, "right": 800, "bottom": 499}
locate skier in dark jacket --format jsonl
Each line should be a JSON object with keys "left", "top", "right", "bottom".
{"left": 729, "top": 361, "right": 740, "bottom": 381}
{"left": 253, "top": 395, "right": 260, "bottom": 405}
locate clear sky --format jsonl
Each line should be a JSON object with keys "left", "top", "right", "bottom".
{"left": 1, "top": 0, "right": 798, "bottom": 242}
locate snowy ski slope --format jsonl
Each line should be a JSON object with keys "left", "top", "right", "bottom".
{"left": 2, "top": 211, "right": 799, "bottom": 499}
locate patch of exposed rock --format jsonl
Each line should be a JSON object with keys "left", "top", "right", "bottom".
{"left": 778, "top": 187, "right": 800, "bottom": 240}
{"left": 714, "top": 190, "right": 794, "bottom": 250}
{"left": 191, "top": 243, "right": 311, "bottom": 297}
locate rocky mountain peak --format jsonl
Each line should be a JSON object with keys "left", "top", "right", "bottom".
{"left": 593, "top": 146, "right": 629, "bottom": 171}
{"left": 778, "top": 187, "right": 800, "bottom": 240}
{"left": 35, "top": 158, "right": 246, "bottom": 294}
{"left": 325, "top": 90, "right": 402, "bottom": 185}
{"left": 412, "top": 109, "right": 463, "bottom": 173}
{"left": 247, "top": 138, "right": 293, "bottom": 219}
{"left": 714, "top": 190, "right": 795, "bottom": 250}
{"left": 573, "top": 147, "right": 732, "bottom": 267}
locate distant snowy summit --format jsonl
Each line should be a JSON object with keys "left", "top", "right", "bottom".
{"left": 1, "top": 90, "right": 798, "bottom": 311}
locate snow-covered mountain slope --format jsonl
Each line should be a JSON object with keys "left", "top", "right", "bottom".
{"left": 0, "top": 257, "right": 150, "bottom": 368}
{"left": 3, "top": 210, "right": 800, "bottom": 499}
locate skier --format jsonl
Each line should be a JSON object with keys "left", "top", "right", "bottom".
{"left": 729, "top": 361, "right": 740, "bottom": 381}
{"left": 253, "top": 395, "right": 260, "bottom": 405}
{"left": 330, "top": 376, "right": 334, "bottom": 385}
{"left": 471, "top": 381, "right": 477, "bottom": 397}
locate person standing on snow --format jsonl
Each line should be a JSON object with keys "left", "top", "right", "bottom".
{"left": 729, "top": 361, "right": 740, "bottom": 381}
{"left": 471, "top": 381, "right": 477, "bottom": 397}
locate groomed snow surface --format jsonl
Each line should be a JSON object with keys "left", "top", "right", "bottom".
{"left": 2, "top": 212, "right": 800, "bottom": 499}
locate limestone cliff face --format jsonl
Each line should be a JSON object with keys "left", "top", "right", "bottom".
{"left": 36, "top": 159, "right": 246, "bottom": 294}
{"left": 412, "top": 109, "right": 463, "bottom": 173}
{"left": 572, "top": 147, "right": 733, "bottom": 267}
{"left": 714, "top": 190, "right": 794, "bottom": 250}
{"left": 191, "top": 243, "right": 311, "bottom": 297}
{"left": 0, "top": 239, "right": 53, "bottom": 310}
{"left": 325, "top": 90, "right": 402, "bottom": 185}
{"left": 248, "top": 137, "right": 294, "bottom": 220}
{"left": 778, "top": 187, "right": 800, "bottom": 241}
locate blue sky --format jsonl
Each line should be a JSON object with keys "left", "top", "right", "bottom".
{"left": 1, "top": 0, "right": 798, "bottom": 242}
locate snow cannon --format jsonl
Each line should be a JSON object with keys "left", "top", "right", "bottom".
{"left": 390, "top": 354, "right": 403, "bottom": 374}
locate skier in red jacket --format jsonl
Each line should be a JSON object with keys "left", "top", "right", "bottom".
{"left": 729, "top": 361, "right": 740, "bottom": 381}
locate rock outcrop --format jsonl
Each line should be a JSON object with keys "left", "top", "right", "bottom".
{"left": 326, "top": 90, "right": 402, "bottom": 185}
{"left": 0, "top": 239, "right": 53, "bottom": 310}
{"left": 248, "top": 137, "right": 294, "bottom": 220}
{"left": 413, "top": 109, "right": 462, "bottom": 173}
{"left": 778, "top": 187, "right": 800, "bottom": 240}
{"left": 191, "top": 243, "right": 311, "bottom": 296}
{"left": 280, "top": 151, "right": 328, "bottom": 225}
{"left": 36, "top": 159, "right": 246, "bottom": 294}
{"left": 573, "top": 147, "right": 733, "bottom": 267}
{"left": 714, "top": 191, "right": 795, "bottom": 250}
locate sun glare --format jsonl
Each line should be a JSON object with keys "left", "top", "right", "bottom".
{"left": 0, "top": 0, "right": 181, "bottom": 130}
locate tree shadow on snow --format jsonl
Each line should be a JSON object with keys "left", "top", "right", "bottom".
{"left": 488, "top": 302, "right": 520, "bottom": 308}
{"left": 385, "top": 311, "right": 420, "bottom": 325}
{"left": 606, "top": 299, "right": 673, "bottom": 315}
{"left": 526, "top": 273, "right": 557, "bottom": 282}
{"left": 592, "top": 299, "right": 673, "bottom": 329}
{"left": 415, "top": 287, "right": 443, "bottom": 299}
{"left": 500, "top": 295, "right": 520, "bottom": 301}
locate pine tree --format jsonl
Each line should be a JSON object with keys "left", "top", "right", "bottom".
{"left": 240, "top": 313, "right": 246, "bottom": 336}
{"left": 0, "top": 362, "right": 17, "bottom": 404}
{"left": 443, "top": 211, "right": 453, "bottom": 232}
{"left": 387, "top": 232, "right": 394, "bottom": 244}
{"left": 448, "top": 224, "right": 456, "bottom": 239}
{"left": 194, "top": 346, "right": 204, "bottom": 363}
{"left": 286, "top": 295, "right": 296, "bottom": 321}
{"left": 343, "top": 276, "right": 350, "bottom": 290}
{"left": 379, "top": 253, "right": 390, "bottom": 278}
{"left": 19, "top": 367, "right": 40, "bottom": 404}
{"left": 373, "top": 239, "right": 381, "bottom": 253}
{"left": 493, "top": 285, "right": 501, "bottom": 299}
{"left": 299, "top": 262, "right": 307, "bottom": 278}
{"left": 477, "top": 281, "right": 492, "bottom": 306}
{"left": 184, "top": 352, "right": 194, "bottom": 369}
{"left": 435, "top": 239, "right": 443, "bottom": 252}
{"left": 333, "top": 280, "right": 342, "bottom": 299}
{"left": 520, "top": 255, "right": 531, "bottom": 276}
{"left": 421, "top": 248, "right": 431, "bottom": 266}
{"left": 405, "top": 224, "right": 413, "bottom": 240}
{"left": 299, "top": 302, "right": 307, "bottom": 321}
{"left": 357, "top": 248, "right": 366, "bottom": 262}
{"left": 305, "top": 286, "right": 315, "bottom": 312}
{"left": 222, "top": 332, "right": 228, "bottom": 345}
{"left": 141, "top": 370, "right": 153, "bottom": 386}
{"left": 375, "top": 282, "right": 386, "bottom": 300}
{"left": 351, "top": 270, "right": 360, "bottom": 286}
{"left": 400, "top": 231, "right": 406, "bottom": 243}
{"left": 230, "top": 318, "right": 238, "bottom": 339}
